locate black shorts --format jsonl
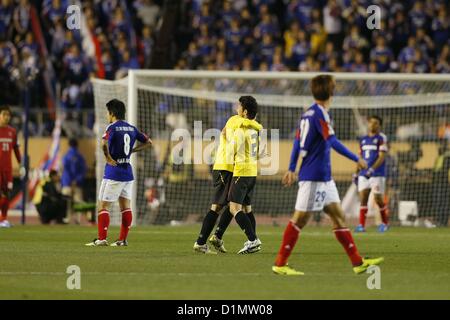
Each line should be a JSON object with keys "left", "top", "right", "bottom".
{"left": 211, "top": 170, "right": 233, "bottom": 206}
{"left": 228, "top": 176, "right": 256, "bottom": 206}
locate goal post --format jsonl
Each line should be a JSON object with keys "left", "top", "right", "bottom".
{"left": 93, "top": 71, "right": 450, "bottom": 227}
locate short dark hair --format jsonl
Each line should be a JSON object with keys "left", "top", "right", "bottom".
{"left": 49, "top": 170, "right": 59, "bottom": 178}
{"left": 369, "top": 115, "right": 383, "bottom": 126}
{"left": 106, "top": 99, "right": 126, "bottom": 120}
{"left": 0, "top": 105, "right": 11, "bottom": 114}
{"left": 311, "top": 74, "right": 335, "bottom": 101}
{"left": 239, "top": 96, "right": 258, "bottom": 120}
{"left": 69, "top": 138, "right": 78, "bottom": 148}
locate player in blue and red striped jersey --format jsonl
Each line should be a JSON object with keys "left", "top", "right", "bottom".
{"left": 272, "top": 75, "right": 384, "bottom": 275}
{"left": 86, "top": 99, "right": 152, "bottom": 247}
{"left": 355, "top": 116, "right": 389, "bottom": 233}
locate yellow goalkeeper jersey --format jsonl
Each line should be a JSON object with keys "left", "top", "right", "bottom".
{"left": 213, "top": 115, "right": 245, "bottom": 172}
{"left": 232, "top": 119, "right": 263, "bottom": 177}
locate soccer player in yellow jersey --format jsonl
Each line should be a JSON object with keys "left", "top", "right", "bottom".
{"left": 228, "top": 96, "right": 263, "bottom": 254}
{"left": 194, "top": 96, "right": 262, "bottom": 254}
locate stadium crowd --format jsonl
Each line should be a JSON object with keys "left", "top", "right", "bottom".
{"left": 0, "top": 0, "right": 449, "bottom": 135}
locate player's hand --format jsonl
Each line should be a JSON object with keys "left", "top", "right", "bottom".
{"left": 365, "top": 167, "right": 374, "bottom": 178}
{"left": 282, "top": 171, "right": 296, "bottom": 187}
{"left": 352, "top": 173, "right": 358, "bottom": 185}
{"left": 357, "top": 157, "right": 368, "bottom": 170}
{"left": 106, "top": 156, "right": 117, "bottom": 166}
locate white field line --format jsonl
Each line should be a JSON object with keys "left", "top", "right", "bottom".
{"left": 10, "top": 230, "right": 450, "bottom": 238}
{"left": 0, "top": 271, "right": 263, "bottom": 277}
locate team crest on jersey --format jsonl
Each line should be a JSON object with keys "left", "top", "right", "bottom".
{"left": 373, "top": 139, "right": 378, "bottom": 144}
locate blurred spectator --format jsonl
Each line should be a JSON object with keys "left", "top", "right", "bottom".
{"left": 323, "top": 0, "right": 343, "bottom": 49}
{"left": 115, "top": 49, "right": 139, "bottom": 79}
{"left": 0, "top": 0, "right": 15, "bottom": 39}
{"left": 398, "top": 36, "right": 417, "bottom": 70}
{"left": 134, "top": 0, "right": 160, "bottom": 28}
{"left": 342, "top": 0, "right": 366, "bottom": 29}
{"left": 13, "top": 0, "right": 31, "bottom": 37}
{"left": 290, "top": 30, "right": 310, "bottom": 68}
{"left": 431, "top": 6, "right": 449, "bottom": 53}
{"left": 409, "top": 1, "right": 429, "bottom": 33}
{"left": 288, "top": 0, "right": 316, "bottom": 28}
{"left": 140, "top": 26, "right": 154, "bottom": 68}
{"left": 389, "top": 10, "right": 410, "bottom": 56}
{"left": 62, "top": 138, "right": 87, "bottom": 224}
{"left": 309, "top": 9, "right": 326, "bottom": 54}
{"left": 283, "top": 21, "right": 300, "bottom": 58}
{"left": 432, "top": 141, "right": 450, "bottom": 227}
{"left": 42, "top": 0, "right": 67, "bottom": 31}
{"left": 343, "top": 25, "right": 368, "bottom": 52}
{"left": 62, "top": 44, "right": 89, "bottom": 86}
{"left": 36, "top": 170, "right": 68, "bottom": 225}
{"left": 370, "top": 36, "right": 394, "bottom": 72}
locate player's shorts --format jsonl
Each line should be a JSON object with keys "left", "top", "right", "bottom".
{"left": 295, "top": 180, "right": 340, "bottom": 212}
{"left": 0, "top": 171, "right": 13, "bottom": 194}
{"left": 211, "top": 170, "right": 233, "bottom": 206}
{"left": 358, "top": 176, "right": 386, "bottom": 194}
{"left": 98, "top": 179, "right": 133, "bottom": 202}
{"left": 228, "top": 176, "right": 256, "bottom": 206}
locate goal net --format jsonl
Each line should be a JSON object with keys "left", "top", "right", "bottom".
{"left": 92, "top": 71, "right": 450, "bottom": 227}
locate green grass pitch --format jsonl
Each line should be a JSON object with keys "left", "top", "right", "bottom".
{"left": 1, "top": 225, "right": 450, "bottom": 299}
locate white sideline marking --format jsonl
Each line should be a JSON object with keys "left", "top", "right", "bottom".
{"left": 12, "top": 230, "right": 450, "bottom": 238}
{"left": 0, "top": 271, "right": 263, "bottom": 277}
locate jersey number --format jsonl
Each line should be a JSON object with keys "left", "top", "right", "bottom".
{"left": 2, "top": 143, "right": 9, "bottom": 151}
{"left": 365, "top": 150, "right": 370, "bottom": 159}
{"left": 250, "top": 133, "right": 258, "bottom": 158}
{"left": 299, "top": 119, "right": 310, "bottom": 148}
{"left": 124, "top": 134, "right": 131, "bottom": 156}
{"left": 315, "top": 191, "right": 326, "bottom": 203}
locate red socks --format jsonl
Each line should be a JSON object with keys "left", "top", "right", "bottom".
{"left": 380, "top": 205, "right": 389, "bottom": 225}
{"left": 119, "top": 208, "right": 132, "bottom": 241}
{"left": 359, "top": 206, "right": 368, "bottom": 227}
{"left": 0, "top": 197, "right": 9, "bottom": 222}
{"left": 97, "top": 210, "right": 110, "bottom": 240}
{"left": 275, "top": 221, "right": 300, "bottom": 267}
{"left": 334, "top": 228, "right": 363, "bottom": 266}
{"left": 274, "top": 222, "right": 363, "bottom": 268}
{"left": 97, "top": 209, "right": 133, "bottom": 241}
{"left": 360, "top": 204, "right": 389, "bottom": 227}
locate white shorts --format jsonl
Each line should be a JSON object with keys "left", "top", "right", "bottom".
{"left": 358, "top": 176, "right": 385, "bottom": 194}
{"left": 295, "top": 180, "right": 341, "bottom": 212}
{"left": 98, "top": 179, "right": 133, "bottom": 202}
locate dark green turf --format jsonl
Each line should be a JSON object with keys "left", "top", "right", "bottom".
{"left": 1, "top": 225, "right": 449, "bottom": 299}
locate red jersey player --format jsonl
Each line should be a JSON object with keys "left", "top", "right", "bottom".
{"left": 0, "top": 105, "right": 21, "bottom": 228}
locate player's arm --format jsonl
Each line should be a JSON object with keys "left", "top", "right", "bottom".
{"left": 317, "top": 117, "right": 367, "bottom": 170}
{"left": 132, "top": 131, "right": 153, "bottom": 154}
{"left": 328, "top": 136, "right": 367, "bottom": 170}
{"left": 132, "top": 140, "right": 153, "bottom": 153}
{"left": 101, "top": 139, "right": 117, "bottom": 166}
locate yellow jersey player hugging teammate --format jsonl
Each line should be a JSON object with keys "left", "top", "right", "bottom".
{"left": 193, "top": 96, "right": 263, "bottom": 254}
